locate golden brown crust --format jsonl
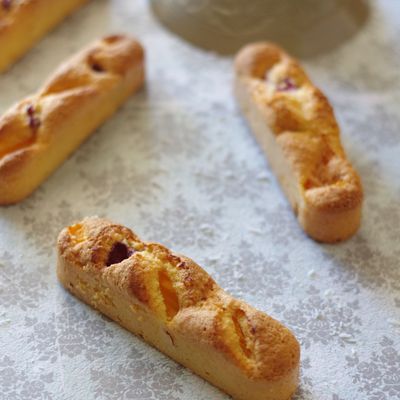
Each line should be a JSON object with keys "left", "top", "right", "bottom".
{"left": 0, "top": 34, "right": 145, "bottom": 204}
{"left": 0, "top": 0, "right": 90, "bottom": 72}
{"left": 57, "top": 217, "right": 300, "bottom": 399}
{"left": 235, "top": 42, "right": 363, "bottom": 242}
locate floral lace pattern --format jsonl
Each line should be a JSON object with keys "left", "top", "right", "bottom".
{"left": 0, "top": 0, "right": 399, "bottom": 399}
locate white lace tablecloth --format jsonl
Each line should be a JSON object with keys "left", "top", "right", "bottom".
{"left": 0, "top": 1, "right": 399, "bottom": 399}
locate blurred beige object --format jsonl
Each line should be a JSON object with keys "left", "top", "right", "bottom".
{"left": 150, "top": 0, "right": 369, "bottom": 57}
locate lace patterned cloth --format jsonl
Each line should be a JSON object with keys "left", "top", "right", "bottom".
{"left": 0, "top": 1, "right": 399, "bottom": 399}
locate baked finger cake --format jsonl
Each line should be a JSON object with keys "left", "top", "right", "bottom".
{"left": 0, "top": 0, "right": 90, "bottom": 72}
{"left": 0, "top": 34, "right": 145, "bottom": 205}
{"left": 234, "top": 42, "right": 363, "bottom": 243}
{"left": 57, "top": 217, "right": 300, "bottom": 400}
